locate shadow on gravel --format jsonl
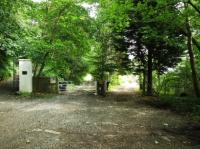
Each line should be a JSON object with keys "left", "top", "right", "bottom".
{"left": 162, "top": 124, "right": 200, "bottom": 145}
{"left": 136, "top": 96, "right": 200, "bottom": 146}
{"left": 135, "top": 97, "right": 169, "bottom": 109}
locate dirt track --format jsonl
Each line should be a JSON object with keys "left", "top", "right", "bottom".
{"left": 0, "top": 90, "right": 200, "bottom": 149}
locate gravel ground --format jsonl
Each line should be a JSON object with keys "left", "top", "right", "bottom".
{"left": 0, "top": 90, "right": 200, "bottom": 149}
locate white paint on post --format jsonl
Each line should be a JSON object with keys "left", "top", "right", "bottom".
{"left": 19, "top": 59, "right": 33, "bottom": 93}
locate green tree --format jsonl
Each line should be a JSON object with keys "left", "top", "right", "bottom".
{"left": 0, "top": 0, "right": 26, "bottom": 80}
{"left": 89, "top": 0, "right": 132, "bottom": 95}
{"left": 15, "top": 0, "right": 94, "bottom": 83}
{"left": 118, "top": 0, "right": 185, "bottom": 95}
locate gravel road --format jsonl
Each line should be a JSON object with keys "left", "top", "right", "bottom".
{"left": 0, "top": 90, "right": 199, "bottom": 149}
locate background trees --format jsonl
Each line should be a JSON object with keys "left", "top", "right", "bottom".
{"left": 92, "top": 0, "right": 200, "bottom": 97}
{"left": 0, "top": 0, "right": 23, "bottom": 80}
{"left": 116, "top": 0, "right": 185, "bottom": 95}
{"left": 89, "top": 0, "right": 132, "bottom": 80}
{"left": 13, "top": 0, "right": 94, "bottom": 83}
{"left": 0, "top": 0, "right": 200, "bottom": 97}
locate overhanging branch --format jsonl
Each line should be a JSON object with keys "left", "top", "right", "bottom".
{"left": 188, "top": 0, "right": 200, "bottom": 15}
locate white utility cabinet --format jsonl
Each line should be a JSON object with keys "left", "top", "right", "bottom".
{"left": 19, "top": 59, "right": 33, "bottom": 93}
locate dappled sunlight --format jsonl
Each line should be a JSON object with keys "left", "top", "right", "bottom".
{"left": 24, "top": 103, "right": 62, "bottom": 112}
{"left": 83, "top": 74, "right": 93, "bottom": 82}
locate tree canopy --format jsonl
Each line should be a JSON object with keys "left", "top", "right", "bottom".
{"left": 0, "top": 0, "right": 200, "bottom": 96}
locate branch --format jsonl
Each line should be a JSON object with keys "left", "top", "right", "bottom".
{"left": 192, "top": 37, "right": 200, "bottom": 50}
{"left": 36, "top": 52, "right": 50, "bottom": 77}
{"left": 188, "top": 0, "right": 200, "bottom": 15}
{"left": 180, "top": 28, "right": 200, "bottom": 52}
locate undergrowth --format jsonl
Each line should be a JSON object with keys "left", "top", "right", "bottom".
{"left": 159, "top": 96, "right": 200, "bottom": 121}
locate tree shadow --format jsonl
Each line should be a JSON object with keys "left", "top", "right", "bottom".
{"left": 136, "top": 96, "right": 200, "bottom": 146}
{"left": 161, "top": 124, "right": 200, "bottom": 145}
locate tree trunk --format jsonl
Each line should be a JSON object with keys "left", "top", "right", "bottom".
{"left": 192, "top": 37, "right": 200, "bottom": 52}
{"left": 139, "top": 74, "right": 143, "bottom": 90}
{"left": 37, "top": 52, "right": 49, "bottom": 77}
{"left": 188, "top": 0, "right": 200, "bottom": 15}
{"left": 186, "top": 19, "right": 200, "bottom": 97}
{"left": 142, "top": 70, "right": 146, "bottom": 95}
{"left": 33, "top": 63, "right": 38, "bottom": 77}
{"left": 97, "top": 80, "right": 106, "bottom": 96}
{"left": 147, "top": 48, "right": 153, "bottom": 96}
{"left": 157, "top": 72, "right": 161, "bottom": 95}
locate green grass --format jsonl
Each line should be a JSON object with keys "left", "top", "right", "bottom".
{"left": 18, "top": 92, "right": 32, "bottom": 97}
{"left": 16, "top": 91, "right": 56, "bottom": 101}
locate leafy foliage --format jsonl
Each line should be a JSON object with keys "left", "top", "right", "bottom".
{"left": 0, "top": 0, "right": 200, "bottom": 98}
{"left": 0, "top": 0, "right": 25, "bottom": 79}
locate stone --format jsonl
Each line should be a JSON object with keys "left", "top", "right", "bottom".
{"left": 26, "top": 139, "right": 30, "bottom": 144}
{"left": 44, "top": 129, "right": 61, "bottom": 135}
{"left": 161, "top": 136, "right": 171, "bottom": 142}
